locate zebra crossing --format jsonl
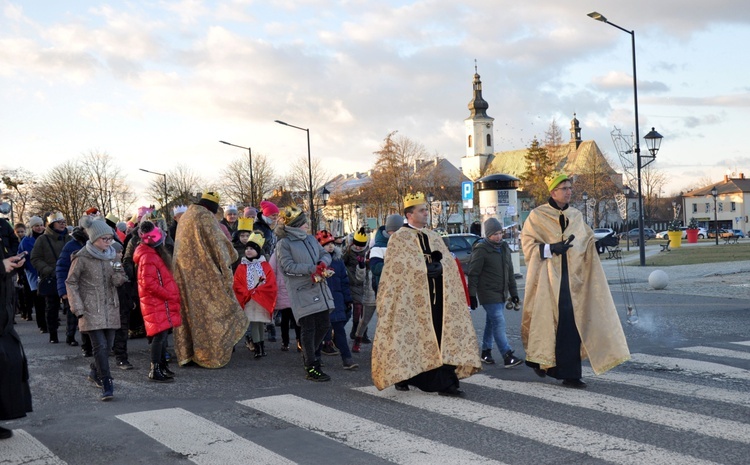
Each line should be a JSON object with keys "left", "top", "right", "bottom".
{"left": 2, "top": 341, "right": 749, "bottom": 465}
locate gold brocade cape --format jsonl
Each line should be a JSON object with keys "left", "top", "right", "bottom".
{"left": 371, "top": 226, "right": 481, "bottom": 390}
{"left": 521, "top": 204, "right": 630, "bottom": 374}
{"left": 172, "top": 204, "right": 248, "bottom": 368}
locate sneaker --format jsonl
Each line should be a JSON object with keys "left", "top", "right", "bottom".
{"left": 321, "top": 342, "right": 339, "bottom": 356}
{"left": 87, "top": 370, "right": 103, "bottom": 389}
{"left": 66, "top": 337, "right": 79, "bottom": 347}
{"left": 342, "top": 359, "right": 359, "bottom": 370}
{"left": 503, "top": 351, "right": 523, "bottom": 368}
{"left": 280, "top": 344, "right": 289, "bottom": 352}
{"left": 82, "top": 348, "right": 93, "bottom": 357}
{"left": 480, "top": 349, "right": 495, "bottom": 364}
{"left": 305, "top": 366, "right": 331, "bottom": 382}
{"left": 117, "top": 360, "right": 134, "bottom": 370}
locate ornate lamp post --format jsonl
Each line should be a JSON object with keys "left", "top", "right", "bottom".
{"left": 711, "top": 186, "right": 719, "bottom": 246}
{"left": 427, "top": 192, "right": 435, "bottom": 228}
{"left": 582, "top": 191, "right": 589, "bottom": 226}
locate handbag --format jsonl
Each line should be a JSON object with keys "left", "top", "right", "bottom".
{"left": 38, "top": 236, "right": 60, "bottom": 296}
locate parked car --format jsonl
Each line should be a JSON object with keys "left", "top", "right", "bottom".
{"left": 656, "top": 227, "right": 707, "bottom": 239}
{"left": 442, "top": 233, "right": 481, "bottom": 273}
{"left": 732, "top": 229, "right": 745, "bottom": 238}
{"left": 593, "top": 228, "right": 615, "bottom": 240}
{"left": 707, "top": 228, "right": 733, "bottom": 239}
{"left": 621, "top": 228, "right": 657, "bottom": 240}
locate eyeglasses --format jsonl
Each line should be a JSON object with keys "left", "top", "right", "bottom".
{"left": 99, "top": 236, "right": 114, "bottom": 242}
{"left": 554, "top": 186, "right": 573, "bottom": 192}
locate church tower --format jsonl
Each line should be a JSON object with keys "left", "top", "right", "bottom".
{"left": 461, "top": 63, "right": 495, "bottom": 180}
{"left": 569, "top": 113, "right": 582, "bottom": 150}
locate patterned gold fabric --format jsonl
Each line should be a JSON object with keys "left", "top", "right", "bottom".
{"left": 173, "top": 204, "right": 248, "bottom": 368}
{"left": 521, "top": 204, "right": 630, "bottom": 374}
{"left": 371, "top": 226, "right": 481, "bottom": 390}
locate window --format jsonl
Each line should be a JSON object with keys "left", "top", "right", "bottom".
{"left": 468, "top": 135, "right": 472, "bottom": 148}
{"left": 731, "top": 201, "right": 736, "bottom": 211}
{"left": 692, "top": 203, "right": 697, "bottom": 213}
{"left": 705, "top": 203, "right": 710, "bottom": 213}
{"left": 718, "top": 202, "right": 724, "bottom": 213}
{"left": 486, "top": 134, "right": 492, "bottom": 146}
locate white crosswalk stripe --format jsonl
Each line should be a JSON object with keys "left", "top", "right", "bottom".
{"left": 239, "top": 394, "right": 507, "bottom": 465}
{"left": 117, "top": 408, "right": 295, "bottom": 465}
{"left": 629, "top": 352, "right": 750, "bottom": 380}
{"left": 355, "top": 386, "right": 720, "bottom": 465}
{"left": 678, "top": 346, "right": 750, "bottom": 360}
{"left": 462, "top": 374, "right": 750, "bottom": 444}
{"left": 732, "top": 341, "right": 750, "bottom": 347}
{"left": 0, "top": 429, "right": 67, "bottom": 465}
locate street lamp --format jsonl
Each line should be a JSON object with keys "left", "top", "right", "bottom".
{"left": 441, "top": 200, "right": 450, "bottom": 230}
{"left": 275, "top": 120, "right": 315, "bottom": 230}
{"left": 427, "top": 192, "right": 435, "bottom": 228}
{"left": 219, "top": 141, "right": 254, "bottom": 206}
{"left": 589, "top": 11, "right": 664, "bottom": 266}
{"left": 711, "top": 186, "right": 719, "bottom": 246}
{"left": 321, "top": 187, "right": 330, "bottom": 207}
{"left": 139, "top": 168, "right": 169, "bottom": 222}
{"left": 623, "top": 186, "right": 631, "bottom": 251}
{"left": 582, "top": 192, "right": 591, "bottom": 227}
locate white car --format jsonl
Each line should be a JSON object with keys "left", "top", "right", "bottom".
{"left": 656, "top": 227, "right": 707, "bottom": 239}
{"left": 593, "top": 228, "right": 615, "bottom": 240}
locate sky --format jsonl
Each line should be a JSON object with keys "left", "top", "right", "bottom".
{"left": 2, "top": 0, "right": 749, "bottom": 207}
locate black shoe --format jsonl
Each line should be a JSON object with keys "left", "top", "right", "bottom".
{"left": 361, "top": 331, "right": 372, "bottom": 344}
{"left": 117, "top": 360, "right": 134, "bottom": 370}
{"left": 480, "top": 349, "right": 495, "bottom": 364}
{"left": 394, "top": 382, "right": 410, "bottom": 391}
{"left": 305, "top": 365, "right": 331, "bottom": 382}
{"left": 562, "top": 379, "right": 587, "bottom": 389}
{"left": 39, "top": 328, "right": 48, "bottom": 334}
{"left": 438, "top": 386, "right": 466, "bottom": 398}
{"left": 0, "top": 426, "right": 13, "bottom": 440}
{"left": 87, "top": 368, "right": 103, "bottom": 389}
{"left": 342, "top": 359, "right": 359, "bottom": 370}
{"left": 321, "top": 342, "right": 339, "bottom": 356}
{"left": 280, "top": 344, "right": 289, "bottom": 352}
{"left": 49, "top": 332, "right": 59, "bottom": 344}
{"left": 160, "top": 361, "right": 175, "bottom": 378}
{"left": 503, "top": 351, "right": 523, "bottom": 368}
{"left": 101, "top": 377, "right": 114, "bottom": 401}
{"left": 66, "top": 337, "right": 79, "bottom": 347}
{"left": 82, "top": 348, "right": 93, "bottom": 357}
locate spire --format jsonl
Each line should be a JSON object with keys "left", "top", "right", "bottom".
{"left": 468, "top": 60, "right": 490, "bottom": 118}
{"left": 570, "top": 113, "right": 582, "bottom": 149}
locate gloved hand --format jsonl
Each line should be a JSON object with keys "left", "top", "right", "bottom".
{"left": 469, "top": 296, "right": 478, "bottom": 310}
{"left": 511, "top": 296, "right": 520, "bottom": 304}
{"left": 426, "top": 261, "right": 443, "bottom": 278}
{"left": 356, "top": 255, "right": 366, "bottom": 269}
{"left": 550, "top": 240, "right": 573, "bottom": 255}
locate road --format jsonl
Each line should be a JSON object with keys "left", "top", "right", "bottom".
{"left": 2, "top": 268, "right": 749, "bottom": 465}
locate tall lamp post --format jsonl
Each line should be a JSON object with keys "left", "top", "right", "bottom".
{"left": 588, "top": 11, "right": 664, "bottom": 266}
{"left": 623, "top": 186, "right": 631, "bottom": 251}
{"left": 582, "top": 191, "right": 589, "bottom": 226}
{"left": 139, "top": 168, "right": 168, "bottom": 222}
{"left": 275, "top": 120, "right": 315, "bottom": 230}
{"left": 219, "top": 141, "right": 254, "bottom": 206}
{"left": 711, "top": 186, "right": 719, "bottom": 246}
{"left": 427, "top": 192, "right": 435, "bottom": 228}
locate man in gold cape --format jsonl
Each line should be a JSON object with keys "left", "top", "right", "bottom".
{"left": 172, "top": 192, "right": 248, "bottom": 368}
{"left": 521, "top": 173, "right": 629, "bottom": 387}
{"left": 372, "top": 193, "right": 481, "bottom": 395}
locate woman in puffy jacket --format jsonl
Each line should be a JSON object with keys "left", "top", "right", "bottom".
{"left": 134, "top": 221, "right": 182, "bottom": 383}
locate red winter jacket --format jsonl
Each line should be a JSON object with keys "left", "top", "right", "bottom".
{"left": 233, "top": 259, "right": 277, "bottom": 316}
{"left": 134, "top": 243, "right": 182, "bottom": 337}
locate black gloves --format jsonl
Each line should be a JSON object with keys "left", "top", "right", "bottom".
{"left": 426, "top": 261, "right": 443, "bottom": 278}
{"left": 550, "top": 240, "right": 573, "bottom": 256}
{"left": 469, "top": 296, "right": 478, "bottom": 310}
{"left": 511, "top": 296, "right": 520, "bottom": 304}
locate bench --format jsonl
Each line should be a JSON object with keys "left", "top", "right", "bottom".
{"left": 660, "top": 239, "right": 670, "bottom": 252}
{"left": 723, "top": 235, "right": 740, "bottom": 245}
{"left": 629, "top": 238, "right": 648, "bottom": 247}
{"left": 606, "top": 246, "right": 622, "bottom": 260}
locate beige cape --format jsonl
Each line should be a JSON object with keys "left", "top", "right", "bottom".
{"left": 371, "top": 226, "right": 481, "bottom": 390}
{"left": 521, "top": 204, "right": 630, "bottom": 374}
{"left": 173, "top": 204, "right": 248, "bottom": 368}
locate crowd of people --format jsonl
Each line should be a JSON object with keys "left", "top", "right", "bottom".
{"left": 0, "top": 174, "right": 631, "bottom": 438}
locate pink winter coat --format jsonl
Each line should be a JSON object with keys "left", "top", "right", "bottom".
{"left": 134, "top": 244, "right": 182, "bottom": 337}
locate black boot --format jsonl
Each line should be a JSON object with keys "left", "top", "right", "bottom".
{"left": 49, "top": 331, "right": 59, "bottom": 344}
{"left": 259, "top": 341, "right": 267, "bottom": 357}
{"left": 101, "top": 377, "right": 114, "bottom": 401}
{"left": 361, "top": 328, "right": 371, "bottom": 344}
{"left": 254, "top": 343, "right": 262, "bottom": 359}
{"left": 160, "top": 360, "right": 175, "bottom": 378}
{"left": 149, "top": 362, "right": 174, "bottom": 383}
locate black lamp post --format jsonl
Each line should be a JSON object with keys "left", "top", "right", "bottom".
{"left": 219, "top": 141, "right": 254, "bottom": 206}
{"left": 427, "top": 192, "right": 435, "bottom": 228}
{"left": 711, "top": 186, "right": 719, "bottom": 246}
{"left": 321, "top": 186, "right": 330, "bottom": 207}
{"left": 139, "top": 168, "right": 168, "bottom": 222}
{"left": 589, "top": 11, "right": 664, "bottom": 266}
{"left": 275, "top": 120, "right": 315, "bottom": 230}
{"left": 582, "top": 191, "right": 589, "bottom": 226}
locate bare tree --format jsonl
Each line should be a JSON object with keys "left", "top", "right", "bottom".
{"left": 35, "top": 160, "right": 93, "bottom": 222}
{"left": 640, "top": 164, "right": 667, "bottom": 222}
{"left": 147, "top": 165, "right": 205, "bottom": 214}
{"left": 572, "top": 152, "right": 620, "bottom": 227}
{"left": 219, "top": 152, "right": 277, "bottom": 206}
{"left": 1, "top": 168, "right": 39, "bottom": 223}
{"left": 368, "top": 131, "right": 429, "bottom": 212}
{"left": 543, "top": 118, "right": 566, "bottom": 164}
{"left": 81, "top": 151, "right": 135, "bottom": 219}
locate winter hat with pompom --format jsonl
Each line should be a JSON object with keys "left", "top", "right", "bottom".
{"left": 80, "top": 216, "right": 113, "bottom": 243}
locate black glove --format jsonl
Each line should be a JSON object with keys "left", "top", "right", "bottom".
{"left": 426, "top": 261, "right": 443, "bottom": 278}
{"left": 356, "top": 255, "right": 366, "bottom": 269}
{"left": 469, "top": 296, "right": 478, "bottom": 310}
{"left": 550, "top": 240, "right": 573, "bottom": 256}
{"left": 511, "top": 296, "right": 520, "bottom": 304}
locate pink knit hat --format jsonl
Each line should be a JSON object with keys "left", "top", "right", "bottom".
{"left": 260, "top": 200, "right": 279, "bottom": 217}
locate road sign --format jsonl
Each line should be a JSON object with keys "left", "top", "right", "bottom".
{"left": 462, "top": 181, "right": 473, "bottom": 209}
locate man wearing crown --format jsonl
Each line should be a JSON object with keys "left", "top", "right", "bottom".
{"left": 521, "top": 173, "right": 630, "bottom": 388}
{"left": 171, "top": 191, "right": 248, "bottom": 368}
{"left": 372, "top": 192, "right": 481, "bottom": 397}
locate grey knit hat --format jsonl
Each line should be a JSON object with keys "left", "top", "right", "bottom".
{"left": 28, "top": 216, "right": 44, "bottom": 228}
{"left": 483, "top": 217, "right": 503, "bottom": 239}
{"left": 385, "top": 214, "right": 404, "bottom": 233}
{"left": 80, "top": 217, "right": 113, "bottom": 243}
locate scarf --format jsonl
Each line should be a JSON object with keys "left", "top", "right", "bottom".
{"left": 85, "top": 241, "right": 116, "bottom": 261}
{"left": 241, "top": 256, "right": 265, "bottom": 290}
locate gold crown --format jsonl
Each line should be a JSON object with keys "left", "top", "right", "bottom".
{"left": 545, "top": 172, "right": 569, "bottom": 192}
{"left": 248, "top": 232, "right": 265, "bottom": 248}
{"left": 282, "top": 205, "right": 302, "bottom": 224}
{"left": 201, "top": 191, "right": 220, "bottom": 203}
{"left": 237, "top": 217, "right": 254, "bottom": 232}
{"left": 352, "top": 227, "right": 368, "bottom": 246}
{"left": 403, "top": 192, "right": 426, "bottom": 209}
